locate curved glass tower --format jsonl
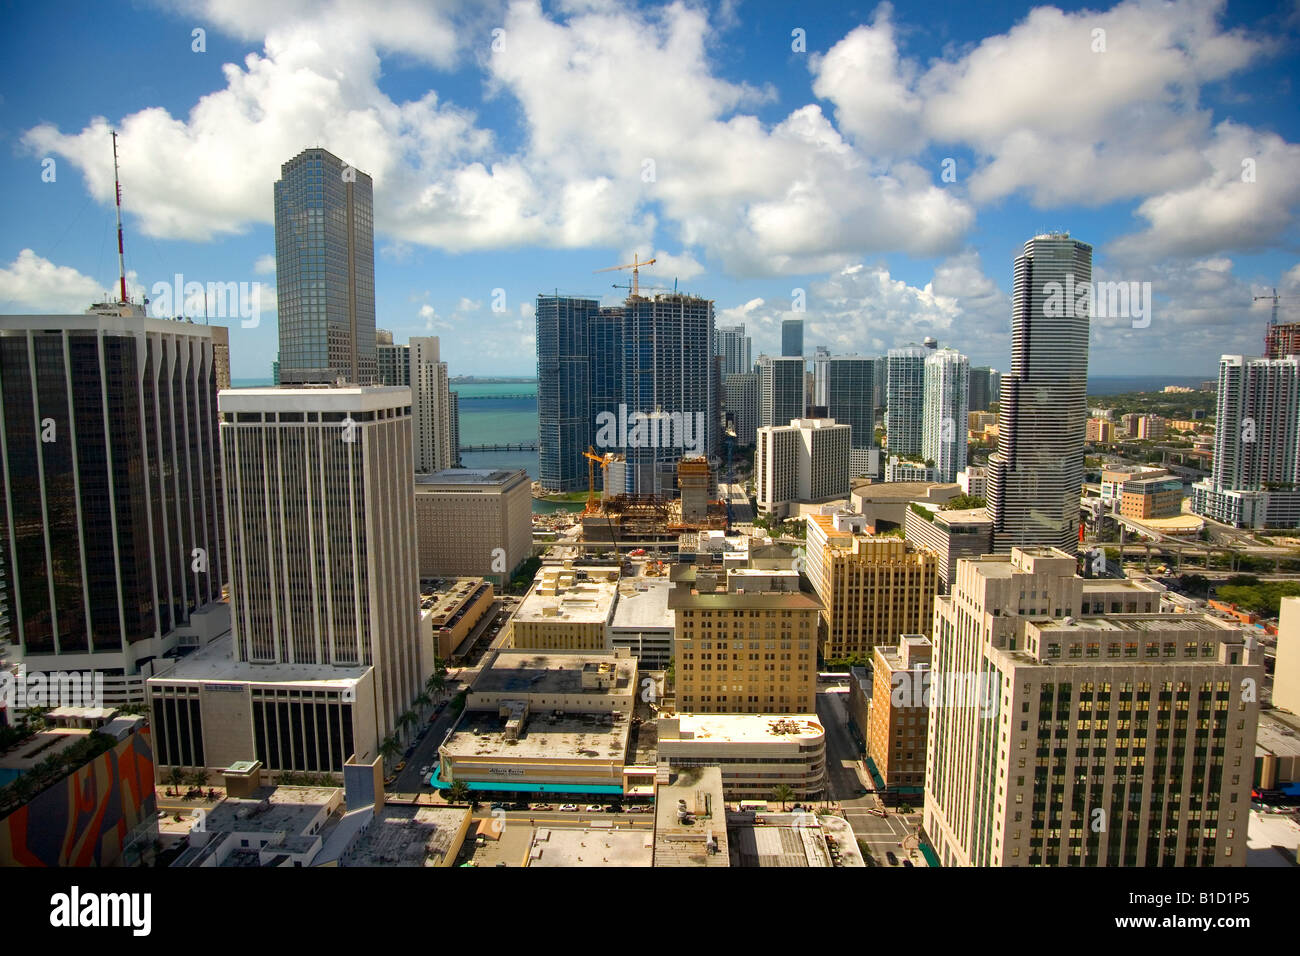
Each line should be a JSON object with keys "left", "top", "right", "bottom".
{"left": 987, "top": 233, "right": 1092, "bottom": 554}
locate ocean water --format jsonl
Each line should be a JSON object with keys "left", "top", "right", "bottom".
{"left": 453, "top": 381, "right": 539, "bottom": 478}
{"left": 1086, "top": 374, "right": 1213, "bottom": 396}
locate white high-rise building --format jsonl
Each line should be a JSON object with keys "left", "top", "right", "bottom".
{"left": 410, "top": 336, "right": 454, "bottom": 473}
{"left": 724, "top": 372, "right": 759, "bottom": 445}
{"left": 218, "top": 386, "right": 422, "bottom": 742}
{"left": 887, "top": 346, "right": 928, "bottom": 457}
{"left": 755, "top": 418, "right": 850, "bottom": 519}
{"left": 986, "top": 233, "right": 1092, "bottom": 554}
{"left": 925, "top": 547, "right": 1262, "bottom": 867}
{"left": 923, "top": 348, "right": 970, "bottom": 483}
{"left": 715, "top": 325, "right": 752, "bottom": 377}
{"left": 1191, "top": 354, "right": 1300, "bottom": 529}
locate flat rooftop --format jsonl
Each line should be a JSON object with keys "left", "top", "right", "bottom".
{"left": 1256, "top": 713, "right": 1300, "bottom": 759}
{"left": 415, "top": 468, "right": 526, "bottom": 488}
{"left": 527, "top": 826, "right": 653, "bottom": 867}
{"left": 851, "top": 481, "right": 959, "bottom": 500}
{"left": 201, "top": 786, "right": 340, "bottom": 836}
{"left": 151, "top": 633, "right": 369, "bottom": 687}
{"left": 610, "top": 578, "right": 674, "bottom": 630}
{"left": 654, "top": 767, "right": 730, "bottom": 867}
{"left": 338, "top": 805, "right": 471, "bottom": 867}
{"left": 442, "top": 710, "right": 631, "bottom": 761}
{"left": 515, "top": 569, "right": 619, "bottom": 625}
{"left": 422, "top": 578, "right": 490, "bottom": 627}
{"left": 1034, "top": 614, "right": 1241, "bottom": 636}
{"left": 662, "top": 714, "right": 824, "bottom": 744}
{"left": 0, "top": 728, "right": 94, "bottom": 772}
{"left": 472, "top": 651, "right": 636, "bottom": 697}
{"left": 1081, "top": 577, "right": 1165, "bottom": 592}
{"left": 934, "top": 507, "right": 992, "bottom": 526}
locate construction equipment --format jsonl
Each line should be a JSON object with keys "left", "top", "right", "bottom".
{"left": 594, "top": 254, "right": 656, "bottom": 298}
{"left": 582, "top": 446, "right": 612, "bottom": 515}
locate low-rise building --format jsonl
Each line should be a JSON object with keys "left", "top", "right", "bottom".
{"left": 657, "top": 714, "right": 825, "bottom": 798}
{"left": 903, "top": 504, "right": 994, "bottom": 594}
{"left": 511, "top": 566, "right": 620, "bottom": 652}
{"left": 1086, "top": 418, "right": 1115, "bottom": 443}
{"left": 957, "top": 466, "right": 987, "bottom": 499}
{"left": 885, "top": 457, "right": 936, "bottom": 483}
{"left": 421, "top": 578, "right": 494, "bottom": 663}
{"left": 1100, "top": 465, "right": 1168, "bottom": 504}
{"left": 1275, "top": 596, "right": 1300, "bottom": 716}
{"left": 1120, "top": 474, "right": 1184, "bottom": 520}
{"left": 652, "top": 766, "right": 730, "bottom": 867}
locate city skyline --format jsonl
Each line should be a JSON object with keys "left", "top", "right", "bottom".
{"left": 1, "top": 1, "right": 1296, "bottom": 383}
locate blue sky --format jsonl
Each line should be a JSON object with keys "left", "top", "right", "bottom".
{"left": 1, "top": 0, "right": 1297, "bottom": 380}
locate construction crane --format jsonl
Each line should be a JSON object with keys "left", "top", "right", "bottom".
{"left": 594, "top": 254, "right": 656, "bottom": 298}
{"left": 1254, "top": 288, "right": 1296, "bottom": 357}
{"left": 1255, "top": 287, "right": 1281, "bottom": 328}
{"left": 582, "top": 446, "right": 612, "bottom": 515}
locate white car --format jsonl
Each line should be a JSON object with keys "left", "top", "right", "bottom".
{"left": 558, "top": 804, "right": 579, "bottom": 812}
{"left": 584, "top": 804, "right": 603, "bottom": 812}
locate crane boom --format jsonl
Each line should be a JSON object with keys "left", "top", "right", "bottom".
{"left": 594, "top": 253, "right": 657, "bottom": 297}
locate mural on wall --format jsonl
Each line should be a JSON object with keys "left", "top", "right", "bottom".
{"left": 0, "top": 729, "right": 157, "bottom": 867}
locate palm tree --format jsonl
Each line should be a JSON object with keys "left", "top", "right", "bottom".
{"left": 379, "top": 735, "right": 401, "bottom": 771}
{"left": 772, "top": 784, "right": 794, "bottom": 811}
{"left": 399, "top": 711, "right": 418, "bottom": 739}
{"left": 167, "top": 767, "right": 185, "bottom": 793}
{"left": 447, "top": 780, "right": 471, "bottom": 805}
{"left": 415, "top": 692, "right": 432, "bottom": 719}
{"left": 426, "top": 671, "right": 447, "bottom": 701}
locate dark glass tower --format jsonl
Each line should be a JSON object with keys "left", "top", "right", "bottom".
{"left": 274, "top": 148, "right": 376, "bottom": 385}
{"left": 536, "top": 296, "right": 598, "bottom": 492}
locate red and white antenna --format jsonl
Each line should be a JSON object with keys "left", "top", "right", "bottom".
{"left": 112, "top": 130, "right": 128, "bottom": 304}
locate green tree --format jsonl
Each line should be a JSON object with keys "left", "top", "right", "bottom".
{"left": 379, "top": 735, "right": 401, "bottom": 770}
{"left": 447, "top": 780, "right": 471, "bottom": 805}
{"left": 772, "top": 784, "right": 795, "bottom": 811}
{"left": 942, "top": 494, "right": 987, "bottom": 511}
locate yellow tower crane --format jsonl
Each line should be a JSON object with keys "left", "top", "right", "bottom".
{"left": 583, "top": 446, "right": 612, "bottom": 515}
{"left": 594, "top": 253, "right": 657, "bottom": 298}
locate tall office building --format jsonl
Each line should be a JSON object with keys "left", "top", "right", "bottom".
{"left": 410, "top": 336, "right": 454, "bottom": 473}
{"left": 217, "top": 386, "right": 421, "bottom": 744}
{"left": 986, "top": 233, "right": 1092, "bottom": 554}
{"left": 781, "top": 318, "right": 804, "bottom": 358}
{"left": 755, "top": 418, "right": 850, "bottom": 519}
{"left": 886, "top": 346, "right": 928, "bottom": 457}
{"left": 968, "top": 366, "right": 999, "bottom": 412}
{"left": 1265, "top": 322, "right": 1300, "bottom": 359}
{"left": 925, "top": 547, "right": 1262, "bottom": 867}
{"left": 414, "top": 468, "right": 531, "bottom": 586}
{"left": 619, "top": 294, "right": 717, "bottom": 496}
{"left": 715, "top": 324, "right": 752, "bottom": 377}
{"left": 274, "top": 148, "right": 376, "bottom": 385}
{"left": 376, "top": 329, "right": 410, "bottom": 387}
{"left": 0, "top": 308, "right": 227, "bottom": 702}
{"left": 812, "top": 346, "right": 831, "bottom": 406}
{"left": 590, "top": 306, "right": 625, "bottom": 448}
{"left": 804, "top": 512, "right": 937, "bottom": 661}
{"left": 872, "top": 356, "right": 888, "bottom": 410}
{"left": 449, "top": 390, "right": 461, "bottom": 468}
{"left": 757, "top": 355, "right": 806, "bottom": 428}
{"left": 1191, "top": 354, "right": 1300, "bottom": 528}
{"left": 817, "top": 355, "right": 876, "bottom": 475}
{"left": 536, "top": 295, "right": 598, "bottom": 492}
{"left": 724, "top": 372, "right": 759, "bottom": 445}
{"left": 923, "top": 348, "right": 970, "bottom": 483}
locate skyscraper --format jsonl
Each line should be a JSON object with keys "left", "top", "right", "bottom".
{"left": 724, "top": 372, "right": 759, "bottom": 445}
{"left": 923, "top": 347, "right": 970, "bottom": 483}
{"left": 781, "top": 318, "right": 804, "bottom": 358}
{"left": 817, "top": 355, "right": 877, "bottom": 476}
{"left": 925, "top": 547, "right": 1260, "bottom": 867}
{"left": 274, "top": 148, "right": 376, "bottom": 385}
{"left": 0, "top": 309, "right": 227, "bottom": 702}
{"left": 410, "top": 336, "right": 454, "bottom": 473}
{"left": 619, "top": 294, "right": 717, "bottom": 496}
{"left": 986, "top": 233, "right": 1092, "bottom": 554}
{"left": 757, "top": 355, "right": 806, "bottom": 428}
{"left": 1191, "top": 354, "right": 1300, "bottom": 528}
{"left": 968, "top": 365, "right": 998, "bottom": 412}
{"left": 376, "top": 329, "right": 410, "bottom": 387}
{"left": 886, "top": 345, "right": 928, "bottom": 457}
{"left": 217, "top": 386, "right": 421, "bottom": 742}
{"left": 715, "top": 324, "right": 752, "bottom": 377}
{"left": 536, "top": 295, "right": 598, "bottom": 493}
{"left": 755, "top": 418, "right": 850, "bottom": 519}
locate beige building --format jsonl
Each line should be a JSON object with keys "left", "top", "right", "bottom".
{"left": 1086, "top": 418, "right": 1114, "bottom": 443}
{"left": 1119, "top": 474, "right": 1184, "bottom": 520}
{"left": 756, "top": 418, "right": 851, "bottom": 519}
{"left": 804, "top": 512, "right": 938, "bottom": 661}
{"left": 925, "top": 547, "right": 1264, "bottom": 867}
{"left": 903, "top": 505, "right": 994, "bottom": 594}
{"left": 421, "top": 578, "right": 494, "bottom": 663}
{"left": 669, "top": 565, "right": 820, "bottom": 714}
{"left": 414, "top": 468, "right": 531, "bottom": 587}
{"left": 1275, "top": 596, "right": 1300, "bottom": 716}
{"left": 652, "top": 766, "right": 730, "bottom": 867}
{"left": 510, "top": 566, "right": 619, "bottom": 652}
{"left": 867, "top": 636, "right": 931, "bottom": 792}
{"left": 657, "top": 714, "right": 825, "bottom": 798}
{"left": 437, "top": 650, "right": 645, "bottom": 796}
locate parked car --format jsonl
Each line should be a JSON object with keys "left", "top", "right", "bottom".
{"left": 886, "top": 851, "right": 899, "bottom": 866}
{"left": 605, "top": 805, "right": 624, "bottom": 813}
{"left": 394, "top": 761, "right": 406, "bottom": 772}
{"left": 558, "top": 804, "right": 579, "bottom": 812}
{"left": 584, "top": 804, "right": 603, "bottom": 812}
{"left": 531, "top": 803, "right": 554, "bottom": 811}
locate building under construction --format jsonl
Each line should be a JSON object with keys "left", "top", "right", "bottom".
{"left": 581, "top": 458, "right": 727, "bottom": 543}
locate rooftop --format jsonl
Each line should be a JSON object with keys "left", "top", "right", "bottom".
{"left": 851, "top": 480, "right": 959, "bottom": 500}
{"left": 472, "top": 651, "right": 635, "bottom": 698}
{"left": 660, "top": 714, "right": 824, "bottom": 745}
{"left": 1033, "top": 614, "right": 1242, "bottom": 636}
{"left": 653, "top": 767, "right": 730, "bottom": 867}
{"left": 515, "top": 567, "right": 619, "bottom": 625}
{"left": 338, "top": 805, "right": 471, "bottom": 867}
{"left": 422, "top": 578, "right": 491, "bottom": 627}
{"left": 150, "top": 633, "right": 369, "bottom": 687}
{"left": 610, "top": 577, "right": 674, "bottom": 630}
{"left": 415, "top": 468, "right": 527, "bottom": 488}
{"left": 442, "top": 710, "right": 631, "bottom": 761}
{"left": 200, "top": 786, "right": 341, "bottom": 836}
{"left": 527, "top": 826, "right": 653, "bottom": 867}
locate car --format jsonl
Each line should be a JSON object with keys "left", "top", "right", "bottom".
{"left": 886, "top": 851, "right": 899, "bottom": 866}
{"left": 584, "top": 804, "right": 603, "bottom": 812}
{"left": 531, "top": 803, "right": 554, "bottom": 812}
{"left": 902, "top": 859, "right": 914, "bottom": 868}
{"left": 605, "top": 804, "right": 624, "bottom": 813}
{"left": 394, "top": 761, "right": 406, "bottom": 772}
{"left": 558, "top": 804, "right": 579, "bottom": 812}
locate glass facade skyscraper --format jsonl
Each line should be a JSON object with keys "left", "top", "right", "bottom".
{"left": 274, "top": 148, "right": 376, "bottom": 385}
{"left": 986, "top": 233, "right": 1092, "bottom": 553}
{"left": 886, "top": 345, "right": 928, "bottom": 457}
{"left": 537, "top": 295, "right": 599, "bottom": 492}
{"left": 782, "top": 318, "right": 804, "bottom": 358}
